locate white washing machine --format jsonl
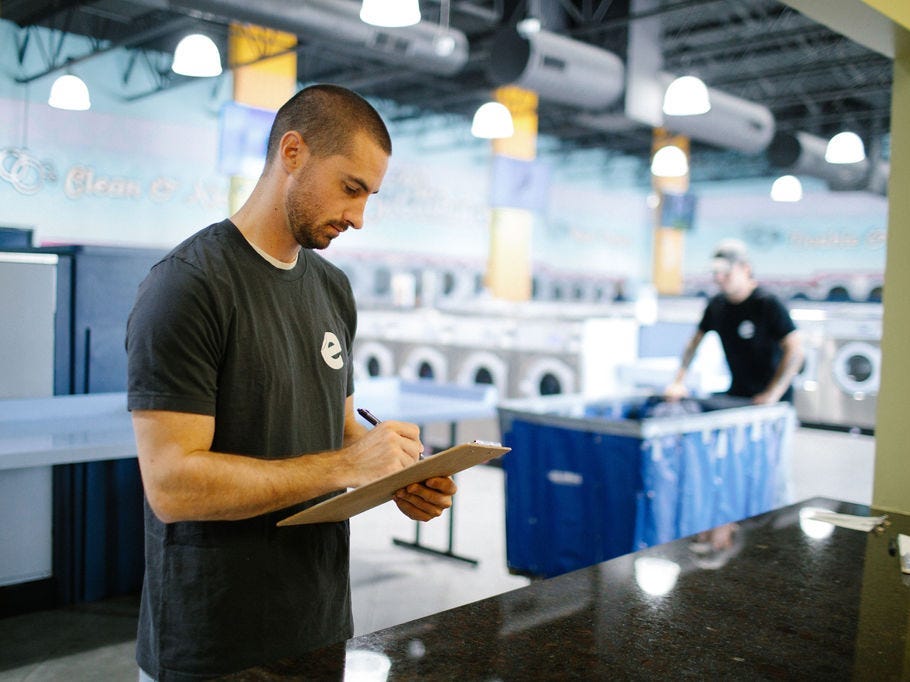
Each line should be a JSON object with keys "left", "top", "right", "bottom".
{"left": 396, "top": 345, "right": 450, "bottom": 382}
{"left": 511, "top": 353, "right": 579, "bottom": 397}
{"left": 799, "top": 307, "right": 881, "bottom": 432}
{"left": 352, "top": 339, "right": 398, "bottom": 381}
{"left": 450, "top": 348, "right": 511, "bottom": 396}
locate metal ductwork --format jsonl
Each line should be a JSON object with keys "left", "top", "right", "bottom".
{"left": 659, "top": 74, "right": 775, "bottom": 155}
{"left": 487, "top": 27, "right": 625, "bottom": 110}
{"left": 767, "top": 131, "right": 887, "bottom": 195}
{"left": 129, "top": 0, "right": 470, "bottom": 76}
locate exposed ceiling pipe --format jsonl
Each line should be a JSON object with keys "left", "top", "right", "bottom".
{"left": 658, "top": 73, "right": 776, "bottom": 155}
{"left": 767, "top": 130, "right": 887, "bottom": 196}
{"left": 486, "top": 26, "right": 625, "bottom": 110}
{"left": 124, "top": 0, "right": 470, "bottom": 76}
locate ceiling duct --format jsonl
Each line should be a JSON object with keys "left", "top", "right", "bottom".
{"left": 659, "top": 74, "right": 775, "bottom": 155}
{"left": 767, "top": 131, "right": 886, "bottom": 195}
{"left": 130, "top": 0, "right": 469, "bottom": 76}
{"left": 487, "top": 26, "right": 625, "bottom": 110}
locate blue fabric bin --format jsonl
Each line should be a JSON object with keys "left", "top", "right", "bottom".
{"left": 498, "top": 394, "right": 795, "bottom": 578}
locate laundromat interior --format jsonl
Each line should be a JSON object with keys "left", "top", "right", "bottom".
{"left": 1, "top": 0, "right": 910, "bottom": 678}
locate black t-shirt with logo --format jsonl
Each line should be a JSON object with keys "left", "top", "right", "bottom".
{"left": 126, "top": 219, "right": 356, "bottom": 680}
{"left": 698, "top": 286, "right": 796, "bottom": 400}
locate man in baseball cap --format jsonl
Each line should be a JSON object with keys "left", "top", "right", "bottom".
{"left": 666, "top": 238, "right": 804, "bottom": 404}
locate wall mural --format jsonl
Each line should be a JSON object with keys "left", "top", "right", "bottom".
{"left": 0, "top": 18, "right": 889, "bottom": 303}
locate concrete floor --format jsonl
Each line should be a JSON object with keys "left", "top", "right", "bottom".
{"left": 0, "top": 425, "right": 875, "bottom": 681}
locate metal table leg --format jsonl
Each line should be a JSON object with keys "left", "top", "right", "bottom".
{"left": 391, "top": 421, "right": 479, "bottom": 566}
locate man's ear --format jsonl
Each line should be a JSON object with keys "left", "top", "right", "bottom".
{"left": 279, "top": 130, "right": 309, "bottom": 170}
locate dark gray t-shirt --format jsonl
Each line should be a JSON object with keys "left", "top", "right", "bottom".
{"left": 127, "top": 219, "right": 357, "bottom": 680}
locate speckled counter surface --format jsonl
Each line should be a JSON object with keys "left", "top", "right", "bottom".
{"left": 229, "top": 498, "right": 910, "bottom": 680}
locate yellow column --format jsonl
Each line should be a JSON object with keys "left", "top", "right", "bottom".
{"left": 486, "top": 86, "right": 539, "bottom": 301}
{"left": 227, "top": 23, "right": 297, "bottom": 213}
{"left": 873, "top": 23, "right": 910, "bottom": 513}
{"left": 650, "top": 129, "right": 690, "bottom": 296}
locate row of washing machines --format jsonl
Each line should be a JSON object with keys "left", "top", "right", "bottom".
{"left": 352, "top": 298, "right": 883, "bottom": 433}
{"left": 352, "top": 307, "right": 640, "bottom": 400}
{"left": 328, "top": 255, "right": 626, "bottom": 309}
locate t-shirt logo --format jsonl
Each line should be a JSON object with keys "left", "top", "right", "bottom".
{"left": 738, "top": 320, "right": 756, "bottom": 340}
{"left": 321, "top": 332, "right": 344, "bottom": 370}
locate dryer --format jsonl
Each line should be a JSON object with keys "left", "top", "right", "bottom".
{"left": 511, "top": 353, "right": 578, "bottom": 397}
{"left": 451, "top": 348, "right": 511, "bottom": 396}
{"left": 799, "top": 306, "right": 881, "bottom": 432}
{"left": 398, "top": 345, "right": 450, "bottom": 382}
{"left": 352, "top": 340, "right": 398, "bottom": 381}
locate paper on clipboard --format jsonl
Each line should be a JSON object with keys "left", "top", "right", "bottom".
{"left": 277, "top": 441, "right": 511, "bottom": 526}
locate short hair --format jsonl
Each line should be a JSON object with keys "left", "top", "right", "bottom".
{"left": 264, "top": 84, "right": 391, "bottom": 166}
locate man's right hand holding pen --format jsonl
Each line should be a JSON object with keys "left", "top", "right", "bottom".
{"left": 351, "top": 407, "right": 456, "bottom": 522}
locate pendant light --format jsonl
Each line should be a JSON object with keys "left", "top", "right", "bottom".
{"left": 48, "top": 73, "right": 91, "bottom": 111}
{"left": 360, "top": 0, "right": 421, "bottom": 28}
{"left": 662, "top": 76, "right": 711, "bottom": 116}
{"left": 650, "top": 145, "right": 689, "bottom": 177}
{"left": 824, "top": 131, "right": 865, "bottom": 164}
{"left": 172, "top": 34, "right": 223, "bottom": 77}
{"left": 770, "top": 175, "right": 803, "bottom": 202}
{"left": 471, "top": 101, "right": 514, "bottom": 139}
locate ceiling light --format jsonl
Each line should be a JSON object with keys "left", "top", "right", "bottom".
{"left": 662, "top": 76, "right": 711, "bottom": 116}
{"left": 650, "top": 145, "right": 689, "bottom": 177}
{"left": 824, "top": 131, "right": 866, "bottom": 164}
{"left": 770, "top": 175, "right": 803, "bottom": 202}
{"left": 471, "top": 102, "right": 514, "bottom": 139}
{"left": 360, "top": 0, "right": 421, "bottom": 28}
{"left": 48, "top": 74, "right": 91, "bottom": 111}
{"left": 517, "top": 17, "right": 542, "bottom": 36}
{"left": 172, "top": 34, "right": 223, "bottom": 77}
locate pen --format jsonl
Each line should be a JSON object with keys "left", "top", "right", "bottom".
{"left": 357, "top": 407, "right": 381, "bottom": 426}
{"left": 357, "top": 407, "right": 424, "bottom": 459}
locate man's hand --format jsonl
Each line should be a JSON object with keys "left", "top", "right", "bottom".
{"left": 664, "top": 380, "right": 690, "bottom": 401}
{"left": 393, "top": 476, "right": 457, "bottom": 522}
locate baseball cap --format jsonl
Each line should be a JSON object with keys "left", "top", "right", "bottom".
{"left": 711, "top": 238, "right": 749, "bottom": 272}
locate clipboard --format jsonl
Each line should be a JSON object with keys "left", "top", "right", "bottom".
{"left": 277, "top": 441, "right": 510, "bottom": 526}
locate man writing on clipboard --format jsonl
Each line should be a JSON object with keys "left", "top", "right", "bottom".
{"left": 126, "top": 85, "right": 455, "bottom": 681}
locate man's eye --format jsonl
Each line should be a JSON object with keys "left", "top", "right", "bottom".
{"left": 344, "top": 185, "right": 358, "bottom": 195}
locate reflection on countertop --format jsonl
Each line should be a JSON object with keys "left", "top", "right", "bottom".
{"left": 226, "top": 497, "right": 909, "bottom": 680}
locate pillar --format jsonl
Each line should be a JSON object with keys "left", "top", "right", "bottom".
{"left": 650, "top": 128, "right": 691, "bottom": 296}
{"left": 485, "top": 85, "right": 539, "bottom": 301}
{"left": 227, "top": 23, "right": 297, "bottom": 213}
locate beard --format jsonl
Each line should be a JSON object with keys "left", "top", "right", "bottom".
{"left": 285, "top": 188, "right": 344, "bottom": 251}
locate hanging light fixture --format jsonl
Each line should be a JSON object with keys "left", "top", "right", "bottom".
{"left": 360, "top": 0, "right": 421, "bottom": 28}
{"left": 662, "top": 76, "right": 711, "bottom": 116}
{"left": 770, "top": 175, "right": 803, "bottom": 202}
{"left": 172, "top": 34, "right": 223, "bottom": 77}
{"left": 471, "top": 101, "right": 514, "bottom": 139}
{"left": 432, "top": 0, "right": 455, "bottom": 56}
{"left": 824, "top": 131, "right": 866, "bottom": 164}
{"left": 48, "top": 73, "right": 91, "bottom": 111}
{"left": 650, "top": 145, "right": 689, "bottom": 177}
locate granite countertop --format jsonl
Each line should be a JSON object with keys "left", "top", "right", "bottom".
{"left": 227, "top": 497, "right": 910, "bottom": 680}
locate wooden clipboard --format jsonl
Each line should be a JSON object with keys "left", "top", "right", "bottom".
{"left": 277, "top": 441, "right": 510, "bottom": 526}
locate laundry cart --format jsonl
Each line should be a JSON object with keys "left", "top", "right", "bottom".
{"left": 498, "top": 394, "right": 795, "bottom": 578}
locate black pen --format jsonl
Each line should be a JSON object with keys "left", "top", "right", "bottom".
{"left": 357, "top": 408, "right": 381, "bottom": 426}
{"left": 358, "top": 408, "right": 424, "bottom": 459}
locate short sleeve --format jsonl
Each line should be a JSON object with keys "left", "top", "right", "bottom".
{"left": 126, "top": 257, "right": 224, "bottom": 415}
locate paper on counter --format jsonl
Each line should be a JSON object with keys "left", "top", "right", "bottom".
{"left": 802, "top": 509, "right": 888, "bottom": 532}
{"left": 899, "top": 534, "right": 910, "bottom": 574}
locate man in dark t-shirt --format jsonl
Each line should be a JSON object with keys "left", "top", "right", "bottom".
{"left": 666, "top": 239, "right": 804, "bottom": 404}
{"left": 127, "top": 85, "right": 457, "bottom": 681}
